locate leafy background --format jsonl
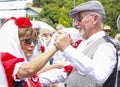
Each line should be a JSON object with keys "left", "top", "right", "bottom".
{"left": 32, "top": 0, "right": 120, "bottom": 37}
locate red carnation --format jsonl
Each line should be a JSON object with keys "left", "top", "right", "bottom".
{"left": 15, "top": 17, "right": 32, "bottom": 28}
{"left": 40, "top": 45, "right": 45, "bottom": 53}
{"left": 64, "top": 65, "right": 73, "bottom": 74}
{"left": 72, "top": 40, "right": 82, "bottom": 48}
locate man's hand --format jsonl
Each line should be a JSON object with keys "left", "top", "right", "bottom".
{"left": 54, "top": 31, "right": 72, "bottom": 51}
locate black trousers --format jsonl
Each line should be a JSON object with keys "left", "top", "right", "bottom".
{"left": 117, "top": 71, "right": 120, "bottom": 87}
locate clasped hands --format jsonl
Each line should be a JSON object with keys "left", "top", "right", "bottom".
{"left": 54, "top": 31, "right": 73, "bottom": 52}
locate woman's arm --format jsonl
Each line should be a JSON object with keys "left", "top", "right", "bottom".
{"left": 17, "top": 46, "right": 57, "bottom": 79}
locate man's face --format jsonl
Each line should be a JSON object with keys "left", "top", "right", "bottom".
{"left": 74, "top": 11, "right": 95, "bottom": 39}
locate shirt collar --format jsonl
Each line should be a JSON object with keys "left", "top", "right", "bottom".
{"left": 85, "top": 31, "right": 105, "bottom": 44}
{"left": 77, "top": 31, "right": 105, "bottom": 51}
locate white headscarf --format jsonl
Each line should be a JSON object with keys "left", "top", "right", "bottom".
{"left": 0, "top": 19, "right": 26, "bottom": 58}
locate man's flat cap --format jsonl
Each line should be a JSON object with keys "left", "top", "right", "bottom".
{"left": 69, "top": 1, "right": 105, "bottom": 18}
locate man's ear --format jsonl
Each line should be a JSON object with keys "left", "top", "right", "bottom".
{"left": 93, "top": 14, "right": 99, "bottom": 25}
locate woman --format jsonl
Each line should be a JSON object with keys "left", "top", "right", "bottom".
{"left": 0, "top": 17, "right": 72, "bottom": 87}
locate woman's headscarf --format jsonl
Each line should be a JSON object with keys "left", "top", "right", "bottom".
{"left": 0, "top": 18, "right": 29, "bottom": 59}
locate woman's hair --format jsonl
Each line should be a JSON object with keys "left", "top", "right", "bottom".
{"left": 18, "top": 27, "right": 38, "bottom": 40}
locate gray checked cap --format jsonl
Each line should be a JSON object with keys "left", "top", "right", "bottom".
{"left": 69, "top": 0, "right": 106, "bottom": 18}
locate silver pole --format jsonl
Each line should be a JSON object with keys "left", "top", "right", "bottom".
{"left": 73, "top": 0, "right": 75, "bottom": 27}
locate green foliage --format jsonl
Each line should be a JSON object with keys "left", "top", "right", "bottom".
{"left": 33, "top": 0, "right": 76, "bottom": 28}
{"left": 32, "top": 0, "right": 41, "bottom": 7}
{"left": 98, "top": 0, "right": 120, "bottom": 37}
{"left": 33, "top": 0, "right": 120, "bottom": 36}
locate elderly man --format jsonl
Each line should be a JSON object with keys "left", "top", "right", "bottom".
{"left": 54, "top": 1, "right": 118, "bottom": 87}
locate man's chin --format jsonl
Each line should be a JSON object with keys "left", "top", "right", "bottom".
{"left": 79, "top": 30, "right": 85, "bottom": 36}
